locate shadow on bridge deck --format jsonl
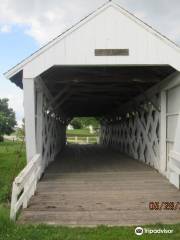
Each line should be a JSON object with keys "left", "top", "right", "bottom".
{"left": 19, "top": 144, "right": 180, "bottom": 226}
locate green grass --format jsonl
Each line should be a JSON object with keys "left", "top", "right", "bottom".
{"left": 0, "top": 141, "right": 26, "bottom": 203}
{"left": 0, "top": 141, "right": 180, "bottom": 239}
{"left": 67, "top": 129, "right": 97, "bottom": 137}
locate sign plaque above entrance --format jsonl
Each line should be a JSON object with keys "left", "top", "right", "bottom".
{"left": 95, "top": 49, "right": 129, "bottom": 56}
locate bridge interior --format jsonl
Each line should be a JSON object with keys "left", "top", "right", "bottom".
{"left": 17, "top": 64, "right": 180, "bottom": 225}
{"left": 38, "top": 64, "right": 175, "bottom": 171}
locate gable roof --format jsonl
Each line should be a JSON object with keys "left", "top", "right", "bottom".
{"left": 4, "top": 0, "right": 180, "bottom": 80}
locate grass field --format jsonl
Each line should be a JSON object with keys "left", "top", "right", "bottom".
{"left": 0, "top": 141, "right": 25, "bottom": 203}
{"left": 67, "top": 129, "right": 98, "bottom": 144}
{"left": 67, "top": 128, "right": 97, "bottom": 137}
{"left": 0, "top": 141, "right": 180, "bottom": 239}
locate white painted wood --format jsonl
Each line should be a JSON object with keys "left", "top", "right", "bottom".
{"left": 163, "top": 73, "right": 180, "bottom": 90}
{"left": 67, "top": 136, "right": 98, "bottom": 144}
{"left": 48, "top": 84, "right": 70, "bottom": 107}
{"left": 173, "top": 117, "right": 180, "bottom": 154}
{"left": 165, "top": 83, "right": 180, "bottom": 188}
{"left": 168, "top": 115, "right": 180, "bottom": 189}
{"left": 169, "top": 151, "right": 180, "bottom": 163}
{"left": 38, "top": 78, "right": 66, "bottom": 168}
{"left": 23, "top": 1, "right": 180, "bottom": 79}
{"left": 10, "top": 154, "right": 41, "bottom": 220}
{"left": 5, "top": 1, "right": 180, "bottom": 80}
{"left": 166, "top": 113, "right": 180, "bottom": 117}
{"left": 10, "top": 182, "right": 18, "bottom": 220}
{"left": 166, "top": 85, "right": 180, "bottom": 162}
{"left": 100, "top": 99, "right": 160, "bottom": 170}
{"left": 160, "top": 91, "right": 167, "bottom": 174}
{"left": 37, "top": 76, "right": 53, "bottom": 102}
{"left": 23, "top": 78, "right": 36, "bottom": 162}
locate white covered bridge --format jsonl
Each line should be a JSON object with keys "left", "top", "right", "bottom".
{"left": 5, "top": 1, "right": 180, "bottom": 225}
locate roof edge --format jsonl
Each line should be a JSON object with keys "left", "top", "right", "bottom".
{"left": 4, "top": 0, "right": 180, "bottom": 79}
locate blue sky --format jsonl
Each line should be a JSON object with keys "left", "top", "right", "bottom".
{"left": 0, "top": 26, "right": 39, "bottom": 124}
{"left": 0, "top": 0, "right": 180, "bottom": 125}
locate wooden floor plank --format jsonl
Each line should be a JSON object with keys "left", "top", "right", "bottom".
{"left": 18, "top": 144, "right": 180, "bottom": 226}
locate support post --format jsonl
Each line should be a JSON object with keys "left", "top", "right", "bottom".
{"left": 23, "top": 78, "right": 37, "bottom": 162}
{"left": 160, "top": 90, "right": 167, "bottom": 174}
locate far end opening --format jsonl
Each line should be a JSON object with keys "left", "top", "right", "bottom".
{"left": 66, "top": 117, "right": 100, "bottom": 145}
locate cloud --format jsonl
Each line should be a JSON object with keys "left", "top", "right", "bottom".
{"left": 0, "top": 24, "right": 11, "bottom": 33}
{"left": 0, "top": 0, "right": 179, "bottom": 45}
{"left": 0, "top": 0, "right": 104, "bottom": 44}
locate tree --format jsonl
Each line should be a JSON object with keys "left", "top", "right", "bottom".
{"left": 71, "top": 118, "right": 82, "bottom": 129}
{"left": 70, "top": 117, "right": 100, "bottom": 129}
{"left": 79, "top": 117, "right": 100, "bottom": 129}
{"left": 0, "top": 98, "right": 16, "bottom": 141}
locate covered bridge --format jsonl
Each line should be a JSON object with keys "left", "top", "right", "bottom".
{"left": 5, "top": 1, "right": 180, "bottom": 225}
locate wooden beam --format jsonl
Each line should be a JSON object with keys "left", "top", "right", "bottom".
{"left": 115, "top": 72, "right": 178, "bottom": 116}
{"left": 54, "top": 90, "right": 74, "bottom": 111}
{"left": 70, "top": 94, "right": 127, "bottom": 100}
{"left": 36, "top": 77, "right": 53, "bottom": 103}
{"left": 37, "top": 76, "right": 68, "bottom": 120}
{"left": 48, "top": 84, "right": 71, "bottom": 107}
{"left": 49, "top": 75, "right": 160, "bottom": 84}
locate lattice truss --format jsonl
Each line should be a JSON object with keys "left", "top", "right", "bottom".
{"left": 100, "top": 95, "right": 160, "bottom": 170}
{"left": 42, "top": 99, "right": 66, "bottom": 166}
{"left": 38, "top": 92, "right": 66, "bottom": 170}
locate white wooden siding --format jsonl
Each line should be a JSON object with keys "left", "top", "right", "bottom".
{"left": 166, "top": 86, "right": 180, "bottom": 165}
{"left": 23, "top": 5, "right": 180, "bottom": 78}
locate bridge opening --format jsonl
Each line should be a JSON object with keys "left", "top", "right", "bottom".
{"left": 66, "top": 117, "right": 100, "bottom": 144}
{"left": 38, "top": 65, "right": 175, "bottom": 171}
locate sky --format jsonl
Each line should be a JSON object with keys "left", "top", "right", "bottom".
{"left": 0, "top": 0, "right": 180, "bottom": 125}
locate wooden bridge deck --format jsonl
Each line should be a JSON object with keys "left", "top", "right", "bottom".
{"left": 19, "top": 145, "right": 180, "bottom": 226}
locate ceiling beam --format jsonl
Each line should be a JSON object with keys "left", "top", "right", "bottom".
{"left": 48, "top": 84, "right": 71, "bottom": 107}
